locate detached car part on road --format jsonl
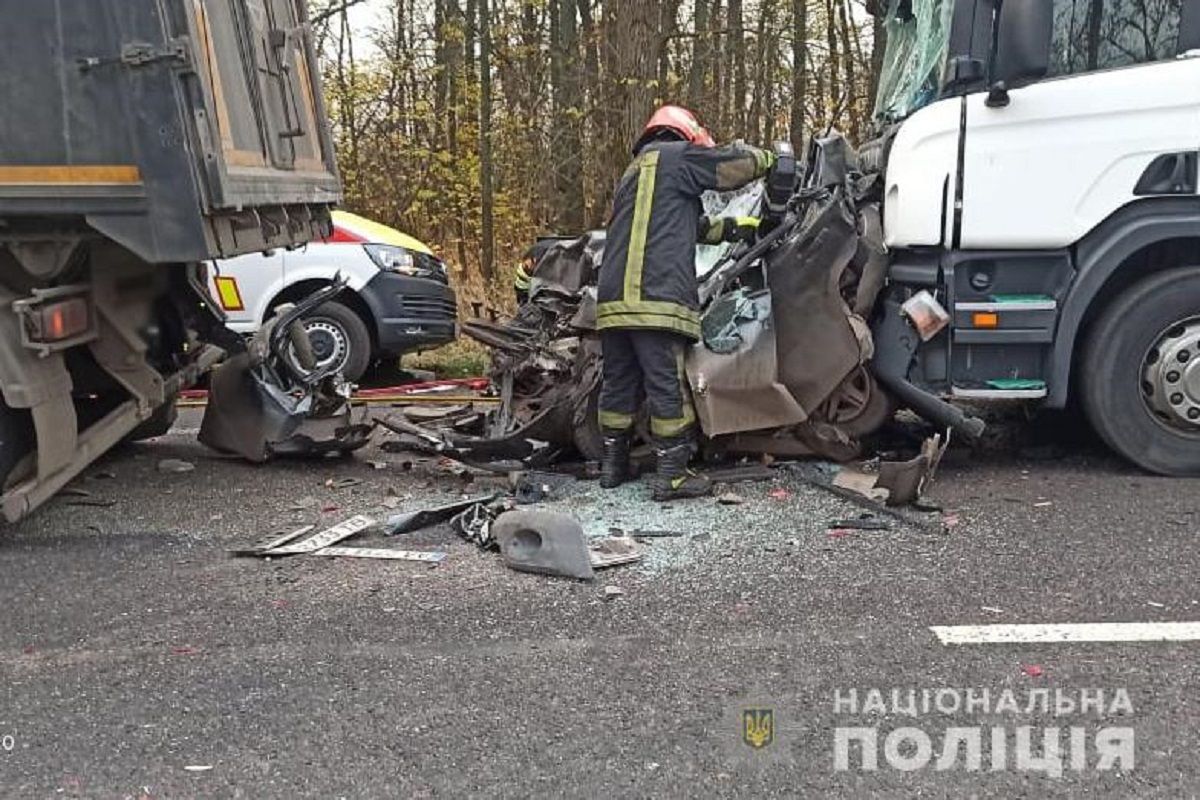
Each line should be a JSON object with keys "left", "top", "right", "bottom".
{"left": 211, "top": 210, "right": 459, "bottom": 382}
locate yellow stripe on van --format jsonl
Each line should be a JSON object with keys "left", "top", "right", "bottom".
{"left": 332, "top": 210, "right": 434, "bottom": 255}
{"left": 0, "top": 165, "right": 142, "bottom": 184}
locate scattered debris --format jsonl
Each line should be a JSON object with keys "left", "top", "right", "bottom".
{"left": 157, "top": 458, "right": 195, "bottom": 474}
{"left": 603, "top": 585, "right": 625, "bottom": 601}
{"left": 589, "top": 535, "right": 645, "bottom": 569}
{"left": 183, "top": 765, "right": 214, "bottom": 772}
{"left": 827, "top": 516, "right": 890, "bottom": 531}
{"left": 717, "top": 492, "right": 746, "bottom": 505}
{"left": 262, "top": 516, "right": 375, "bottom": 556}
{"left": 492, "top": 509, "right": 595, "bottom": 580}
{"left": 366, "top": 460, "right": 389, "bottom": 470}
{"left": 65, "top": 497, "right": 117, "bottom": 508}
{"left": 1147, "top": 601, "right": 1166, "bottom": 609}
{"left": 383, "top": 494, "right": 498, "bottom": 536}
{"left": 326, "top": 477, "right": 363, "bottom": 490}
{"left": 452, "top": 501, "right": 507, "bottom": 548}
{"left": 1034, "top": 501, "right": 1053, "bottom": 508}
{"left": 1021, "top": 664, "right": 1045, "bottom": 678}
{"left": 832, "top": 469, "right": 889, "bottom": 502}
{"left": 981, "top": 606, "right": 1005, "bottom": 615}
{"left": 511, "top": 471, "right": 576, "bottom": 504}
{"left": 313, "top": 547, "right": 446, "bottom": 563}
{"left": 768, "top": 487, "right": 792, "bottom": 501}
{"left": 228, "top": 525, "right": 315, "bottom": 557}
{"left": 87, "top": 470, "right": 116, "bottom": 480}
{"left": 630, "top": 529, "right": 688, "bottom": 539}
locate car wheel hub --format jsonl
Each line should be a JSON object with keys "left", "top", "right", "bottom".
{"left": 1141, "top": 317, "right": 1200, "bottom": 431}
{"left": 303, "top": 319, "right": 349, "bottom": 371}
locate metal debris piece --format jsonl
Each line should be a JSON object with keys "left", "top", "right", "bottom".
{"left": 452, "top": 502, "right": 504, "bottom": 548}
{"left": 827, "top": 517, "right": 891, "bottom": 531}
{"left": 66, "top": 497, "right": 117, "bottom": 508}
{"left": 629, "top": 529, "right": 688, "bottom": 539}
{"left": 874, "top": 433, "right": 949, "bottom": 506}
{"left": 717, "top": 492, "right": 746, "bottom": 505}
{"left": 831, "top": 469, "right": 889, "bottom": 502}
{"left": 383, "top": 494, "right": 499, "bottom": 536}
{"left": 491, "top": 509, "right": 595, "bottom": 580}
{"left": 229, "top": 524, "right": 316, "bottom": 557}
{"left": 313, "top": 547, "right": 447, "bottom": 563}
{"left": 326, "top": 477, "right": 363, "bottom": 490}
{"left": 264, "top": 515, "right": 375, "bottom": 555}
{"left": 589, "top": 536, "right": 644, "bottom": 569}
{"left": 157, "top": 458, "right": 195, "bottom": 474}
{"left": 603, "top": 585, "right": 625, "bottom": 600}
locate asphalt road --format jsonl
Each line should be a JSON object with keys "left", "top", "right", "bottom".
{"left": 0, "top": 407, "right": 1197, "bottom": 798}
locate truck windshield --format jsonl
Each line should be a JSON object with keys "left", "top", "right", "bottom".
{"left": 872, "top": 0, "right": 956, "bottom": 122}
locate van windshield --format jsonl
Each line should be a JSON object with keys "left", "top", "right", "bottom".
{"left": 872, "top": 0, "right": 956, "bottom": 122}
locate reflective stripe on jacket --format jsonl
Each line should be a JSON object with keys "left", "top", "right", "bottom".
{"left": 597, "top": 140, "right": 774, "bottom": 339}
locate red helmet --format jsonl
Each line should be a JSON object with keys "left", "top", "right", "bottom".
{"left": 635, "top": 105, "right": 716, "bottom": 152}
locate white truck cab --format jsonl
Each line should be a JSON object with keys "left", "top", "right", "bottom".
{"left": 867, "top": 0, "right": 1200, "bottom": 473}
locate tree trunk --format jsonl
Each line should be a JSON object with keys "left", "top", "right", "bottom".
{"left": 729, "top": 0, "right": 745, "bottom": 132}
{"left": 479, "top": 0, "right": 495, "bottom": 279}
{"left": 687, "top": 0, "right": 711, "bottom": 109}
{"left": 790, "top": 0, "right": 807, "bottom": 153}
{"left": 551, "top": 0, "right": 586, "bottom": 231}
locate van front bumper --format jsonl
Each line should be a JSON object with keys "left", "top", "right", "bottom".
{"left": 358, "top": 272, "right": 458, "bottom": 355}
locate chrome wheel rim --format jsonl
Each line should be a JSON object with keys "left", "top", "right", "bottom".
{"left": 1141, "top": 316, "right": 1200, "bottom": 432}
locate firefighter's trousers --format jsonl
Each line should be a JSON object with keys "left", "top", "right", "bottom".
{"left": 598, "top": 329, "right": 697, "bottom": 440}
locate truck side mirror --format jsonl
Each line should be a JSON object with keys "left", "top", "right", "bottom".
{"left": 987, "top": 0, "right": 1053, "bottom": 108}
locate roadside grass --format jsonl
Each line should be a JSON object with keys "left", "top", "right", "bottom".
{"left": 404, "top": 337, "right": 491, "bottom": 378}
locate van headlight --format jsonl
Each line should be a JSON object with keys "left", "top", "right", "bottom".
{"left": 364, "top": 244, "right": 419, "bottom": 275}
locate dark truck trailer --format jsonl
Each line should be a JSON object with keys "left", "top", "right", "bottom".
{"left": 0, "top": 0, "right": 341, "bottom": 520}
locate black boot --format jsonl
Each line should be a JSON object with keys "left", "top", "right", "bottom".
{"left": 652, "top": 439, "right": 711, "bottom": 501}
{"left": 600, "top": 430, "right": 632, "bottom": 489}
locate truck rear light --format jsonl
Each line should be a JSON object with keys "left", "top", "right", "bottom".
{"left": 36, "top": 298, "right": 90, "bottom": 341}
{"left": 972, "top": 312, "right": 999, "bottom": 329}
{"left": 13, "top": 286, "right": 97, "bottom": 353}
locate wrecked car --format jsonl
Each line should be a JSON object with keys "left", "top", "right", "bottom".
{"left": 404, "top": 135, "right": 923, "bottom": 467}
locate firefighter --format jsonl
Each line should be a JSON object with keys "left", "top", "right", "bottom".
{"left": 597, "top": 105, "right": 775, "bottom": 501}
{"left": 513, "top": 239, "right": 560, "bottom": 307}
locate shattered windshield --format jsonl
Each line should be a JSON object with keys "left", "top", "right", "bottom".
{"left": 872, "top": 0, "right": 955, "bottom": 122}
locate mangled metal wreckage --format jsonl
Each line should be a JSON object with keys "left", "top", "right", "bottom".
{"left": 432, "top": 135, "right": 979, "bottom": 468}
{"left": 199, "top": 280, "right": 372, "bottom": 462}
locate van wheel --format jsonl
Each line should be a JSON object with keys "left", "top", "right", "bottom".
{"left": 301, "top": 300, "right": 372, "bottom": 382}
{"left": 0, "top": 400, "right": 33, "bottom": 490}
{"left": 1081, "top": 266, "right": 1200, "bottom": 475}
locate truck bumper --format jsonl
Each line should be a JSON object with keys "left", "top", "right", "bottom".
{"left": 358, "top": 271, "right": 458, "bottom": 355}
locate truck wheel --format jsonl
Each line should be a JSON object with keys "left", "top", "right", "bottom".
{"left": 0, "top": 400, "right": 33, "bottom": 489}
{"left": 301, "top": 300, "right": 372, "bottom": 382}
{"left": 1081, "top": 266, "right": 1200, "bottom": 475}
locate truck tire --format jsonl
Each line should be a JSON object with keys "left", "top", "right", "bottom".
{"left": 301, "top": 300, "right": 372, "bottom": 382}
{"left": 1081, "top": 266, "right": 1200, "bottom": 475}
{"left": 0, "top": 400, "right": 33, "bottom": 490}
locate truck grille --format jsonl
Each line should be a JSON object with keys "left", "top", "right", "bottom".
{"left": 400, "top": 296, "right": 457, "bottom": 320}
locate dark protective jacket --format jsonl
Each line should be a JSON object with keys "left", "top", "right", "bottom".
{"left": 597, "top": 140, "right": 775, "bottom": 339}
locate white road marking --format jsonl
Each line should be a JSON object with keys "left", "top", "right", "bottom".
{"left": 931, "top": 622, "right": 1200, "bottom": 645}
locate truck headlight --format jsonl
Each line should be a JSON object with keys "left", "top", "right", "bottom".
{"left": 364, "top": 244, "right": 419, "bottom": 275}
